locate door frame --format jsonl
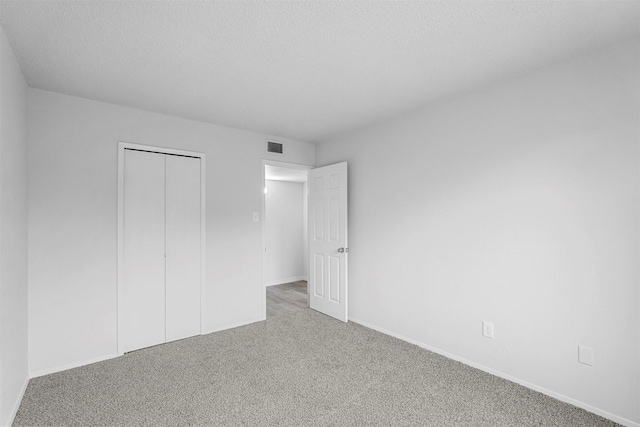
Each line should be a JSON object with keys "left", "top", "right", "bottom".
{"left": 117, "top": 142, "right": 206, "bottom": 355}
{"left": 261, "top": 160, "right": 311, "bottom": 320}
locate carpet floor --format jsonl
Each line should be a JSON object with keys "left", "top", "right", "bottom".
{"left": 14, "top": 309, "right": 618, "bottom": 426}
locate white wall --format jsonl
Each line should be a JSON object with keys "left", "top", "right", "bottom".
{"left": 0, "top": 27, "right": 29, "bottom": 426}
{"left": 316, "top": 39, "right": 640, "bottom": 426}
{"left": 264, "top": 180, "right": 306, "bottom": 285}
{"left": 27, "top": 89, "right": 315, "bottom": 375}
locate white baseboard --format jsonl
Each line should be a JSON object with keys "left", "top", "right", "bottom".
{"left": 202, "top": 318, "right": 262, "bottom": 335}
{"left": 2, "top": 376, "right": 28, "bottom": 427}
{"left": 29, "top": 353, "right": 120, "bottom": 379}
{"left": 29, "top": 319, "right": 267, "bottom": 379}
{"left": 265, "top": 276, "right": 308, "bottom": 287}
{"left": 349, "top": 317, "right": 639, "bottom": 427}
{"left": 28, "top": 319, "right": 262, "bottom": 379}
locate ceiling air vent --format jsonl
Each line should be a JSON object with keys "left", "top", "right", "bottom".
{"left": 267, "top": 141, "right": 284, "bottom": 154}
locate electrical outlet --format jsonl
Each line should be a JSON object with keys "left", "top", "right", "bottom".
{"left": 252, "top": 211, "right": 260, "bottom": 222}
{"left": 482, "top": 321, "right": 494, "bottom": 339}
{"left": 578, "top": 345, "right": 594, "bottom": 366}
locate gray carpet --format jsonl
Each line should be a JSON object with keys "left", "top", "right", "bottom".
{"left": 14, "top": 309, "right": 618, "bottom": 426}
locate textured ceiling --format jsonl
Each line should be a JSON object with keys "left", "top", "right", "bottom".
{"left": 1, "top": 1, "right": 638, "bottom": 142}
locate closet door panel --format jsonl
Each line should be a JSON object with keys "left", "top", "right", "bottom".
{"left": 165, "top": 155, "right": 201, "bottom": 342}
{"left": 122, "top": 150, "right": 166, "bottom": 352}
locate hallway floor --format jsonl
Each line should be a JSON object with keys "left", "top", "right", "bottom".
{"left": 266, "top": 280, "right": 308, "bottom": 318}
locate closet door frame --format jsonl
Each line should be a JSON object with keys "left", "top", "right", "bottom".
{"left": 117, "top": 142, "right": 206, "bottom": 355}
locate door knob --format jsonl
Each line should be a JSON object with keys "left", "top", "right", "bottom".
{"left": 337, "top": 247, "right": 349, "bottom": 253}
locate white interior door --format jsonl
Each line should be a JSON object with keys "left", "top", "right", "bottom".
{"left": 122, "top": 149, "right": 166, "bottom": 352}
{"left": 308, "top": 162, "right": 348, "bottom": 322}
{"left": 165, "top": 155, "right": 201, "bottom": 342}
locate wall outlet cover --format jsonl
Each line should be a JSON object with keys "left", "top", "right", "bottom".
{"left": 578, "top": 345, "right": 594, "bottom": 366}
{"left": 482, "top": 321, "right": 494, "bottom": 339}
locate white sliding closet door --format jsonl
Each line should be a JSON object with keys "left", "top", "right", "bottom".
{"left": 121, "top": 148, "right": 202, "bottom": 353}
{"left": 165, "top": 155, "right": 201, "bottom": 342}
{"left": 122, "top": 150, "right": 167, "bottom": 352}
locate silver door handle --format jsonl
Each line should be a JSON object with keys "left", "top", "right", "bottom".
{"left": 337, "top": 247, "right": 349, "bottom": 253}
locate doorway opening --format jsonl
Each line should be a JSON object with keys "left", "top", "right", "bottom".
{"left": 262, "top": 161, "right": 310, "bottom": 319}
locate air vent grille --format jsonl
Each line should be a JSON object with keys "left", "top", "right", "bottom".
{"left": 267, "top": 141, "right": 284, "bottom": 154}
